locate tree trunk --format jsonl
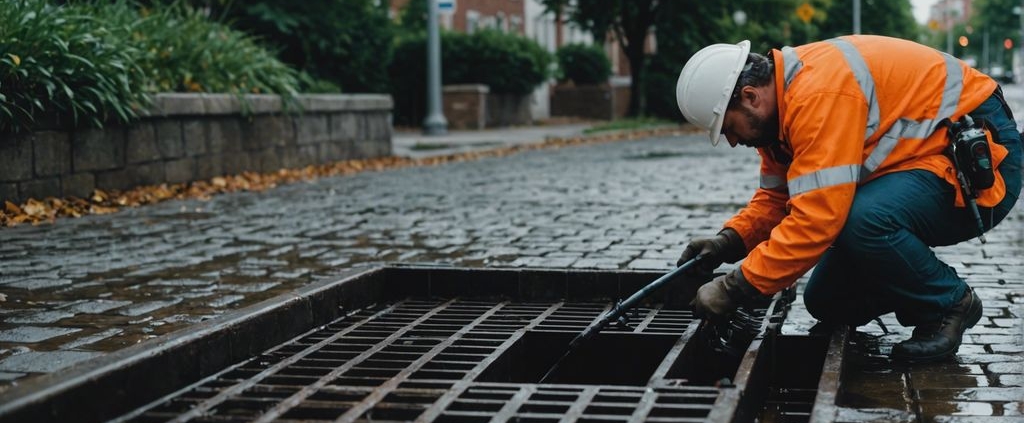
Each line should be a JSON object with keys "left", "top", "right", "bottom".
{"left": 626, "top": 48, "right": 647, "bottom": 117}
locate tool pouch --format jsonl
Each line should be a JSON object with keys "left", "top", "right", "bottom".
{"left": 948, "top": 115, "right": 995, "bottom": 191}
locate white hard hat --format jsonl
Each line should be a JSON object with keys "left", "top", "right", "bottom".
{"left": 676, "top": 40, "right": 751, "bottom": 146}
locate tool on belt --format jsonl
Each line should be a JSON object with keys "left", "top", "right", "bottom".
{"left": 946, "top": 114, "right": 995, "bottom": 243}
{"left": 538, "top": 255, "right": 707, "bottom": 383}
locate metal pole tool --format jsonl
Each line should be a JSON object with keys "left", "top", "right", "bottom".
{"left": 539, "top": 254, "right": 707, "bottom": 383}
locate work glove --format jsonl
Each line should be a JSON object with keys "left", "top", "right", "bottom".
{"left": 677, "top": 228, "right": 746, "bottom": 274}
{"left": 691, "top": 269, "right": 765, "bottom": 321}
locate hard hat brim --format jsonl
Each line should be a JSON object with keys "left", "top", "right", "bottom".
{"left": 708, "top": 40, "right": 751, "bottom": 146}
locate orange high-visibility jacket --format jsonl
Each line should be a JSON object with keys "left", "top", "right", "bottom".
{"left": 724, "top": 35, "right": 1007, "bottom": 295}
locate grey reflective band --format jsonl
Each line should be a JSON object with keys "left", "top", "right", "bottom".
{"left": 781, "top": 47, "right": 803, "bottom": 89}
{"left": 861, "top": 118, "right": 910, "bottom": 180}
{"left": 760, "top": 174, "right": 787, "bottom": 190}
{"left": 862, "top": 52, "right": 964, "bottom": 175}
{"left": 827, "top": 38, "right": 881, "bottom": 142}
{"left": 779, "top": 40, "right": 968, "bottom": 192}
{"left": 788, "top": 164, "right": 860, "bottom": 196}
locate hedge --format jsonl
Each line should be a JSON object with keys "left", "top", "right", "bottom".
{"left": 556, "top": 43, "right": 611, "bottom": 85}
{"left": 390, "top": 29, "right": 552, "bottom": 126}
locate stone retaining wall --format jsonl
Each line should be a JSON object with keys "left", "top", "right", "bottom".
{"left": 443, "top": 85, "right": 488, "bottom": 130}
{"left": 0, "top": 93, "right": 393, "bottom": 204}
{"left": 550, "top": 83, "right": 629, "bottom": 121}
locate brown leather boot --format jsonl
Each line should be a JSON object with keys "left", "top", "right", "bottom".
{"left": 890, "top": 287, "right": 982, "bottom": 363}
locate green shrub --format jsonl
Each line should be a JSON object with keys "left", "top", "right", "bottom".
{"left": 199, "top": 0, "right": 394, "bottom": 93}
{"left": 96, "top": 2, "right": 299, "bottom": 96}
{"left": 0, "top": 0, "right": 301, "bottom": 133}
{"left": 556, "top": 43, "right": 611, "bottom": 85}
{"left": 445, "top": 30, "right": 553, "bottom": 95}
{"left": 390, "top": 30, "right": 553, "bottom": 125}
{"left": 0, "top": 0, "right": 147, "bottom": 132}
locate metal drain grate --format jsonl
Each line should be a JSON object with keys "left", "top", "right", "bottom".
{"left": 113, "top": 298, "right": 720, "bottom": 423}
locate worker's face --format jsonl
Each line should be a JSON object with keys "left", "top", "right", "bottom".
{"left": 720, "top": 104, "right": 776, "bottom": 148}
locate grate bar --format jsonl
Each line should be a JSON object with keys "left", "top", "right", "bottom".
{"left": 113, "top": 303, "right": 399, "bottom": 423}
{"left": 414, "top": 302, "right": 565, "bottom": 423}
{"left": 648, "top": 323, "right": 700, "bottom": 385}
{"left": 488, "top": 385, "right": 536, "bottom": 423}
{"left": 247, "top": 299, "right": 471, "bottom": 422}
{"left": 627, "top": 388, "right": 659, "bottom": 423}
{"left": 326, "top": 301, "right": 510, "bottom": 423}
{"left": 631, "top": 306, "right": 661, "bottom": 333}
{"left": 558, "top": 386, "right": 599, "bottom": 423}
{"left": 172, "top": 299, "right": 451, "bottom": 423}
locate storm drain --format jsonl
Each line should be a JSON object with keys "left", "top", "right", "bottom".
{"left": 113, "top": 298, "right": 732, "bottom": 423}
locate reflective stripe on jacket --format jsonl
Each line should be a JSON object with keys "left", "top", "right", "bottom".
{"left": 724, "top": 35, "right": 1006, "bottom": 295}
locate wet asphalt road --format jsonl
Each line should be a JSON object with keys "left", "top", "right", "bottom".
{"left": 1, "top": 86, "right": 1022, "bottom": 421}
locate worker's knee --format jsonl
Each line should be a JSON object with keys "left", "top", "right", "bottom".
{"left": 802, "top": 283, "right": 835, "bottom": 322}
{"left": 835, "top": 203, "right": 894, "bottom": 253}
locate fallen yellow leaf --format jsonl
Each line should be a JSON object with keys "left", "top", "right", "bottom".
{"left": 5, "top": 201, "right": 22, "bottom": 214}
{"left": 23, "top": 199, "right": 47, "bottom": 217}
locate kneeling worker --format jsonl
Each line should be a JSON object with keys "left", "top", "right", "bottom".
{"left": 674, "top": 35, "right": 1021, "bottom": 362}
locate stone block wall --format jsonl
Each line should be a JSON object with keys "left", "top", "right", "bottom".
{"left": 550, "top": 84, "right": 629, "bottom": 121}
{"left": 486, "top": 93, "right": 532, "bottom": 127}
{"left": 0, "top": 93, "right": 392, "bottom": 203}
{"left": 442, "top": 85, "right": 488, "bottom": 130}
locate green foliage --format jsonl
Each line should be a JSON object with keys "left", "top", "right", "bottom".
{"left": 398, "top": 0, "right": 428, "bottom": 34}
{"left": 390, "top": 30, "right": 553, "bottom": 126}
{"left": 643, "top": 0, "right": 921, "bottom": 121}
{"left": 0, "top": 0, "right": 148, "bottom": 132}
{"left": 120, "top": 3, "right": 300, "bottom": 96}
{"left": 542, "top": 0, "right": 662, "bottom": 116}
{"left": 818, "top": 0, "right": 919, "bottom": 41}
{"left": 556, "top": 43, "right": 611, "bottom": 85}
{"left": 202, "top": 0, "right": 394, "bottom": 93}
{"left": 966, "top": 0, "right": 1019, "bottom": 69}
{"left": 445, "top": 30, "right": 553, "bottom": 94}
{"left": 0, "top": 0, "right": 301, "bottom": 133}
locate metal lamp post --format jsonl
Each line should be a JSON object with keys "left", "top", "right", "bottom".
{"left": 423, "top": 0, "right": 448, "bottom": 135}
{"left": 853, "top": 0, "right": 861, "bottom": 34}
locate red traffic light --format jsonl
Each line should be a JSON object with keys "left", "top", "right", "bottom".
{"left": 1005, "top": 38, "right": 1014, "bottom": 49}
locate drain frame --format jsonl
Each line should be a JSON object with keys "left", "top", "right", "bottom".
{"left": 0, "top": 265, "right": 789, "bottom": 423}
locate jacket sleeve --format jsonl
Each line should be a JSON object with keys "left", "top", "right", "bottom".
{"left": 723, "top": 149, "right": 789, "bottom": 251}
{"left": 740, "top": 92, "right": 867, "bottom": 295}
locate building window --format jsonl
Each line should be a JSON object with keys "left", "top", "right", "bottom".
{"left": 466, "top": 10, "right": 480, "bottom": 33}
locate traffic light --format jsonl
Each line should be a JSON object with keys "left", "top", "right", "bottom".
{"left": 1005, "top": 38, "right": 1014, "bottom": 50}
{"left": 959, "top": 36, "right": 969, "bottom": 47}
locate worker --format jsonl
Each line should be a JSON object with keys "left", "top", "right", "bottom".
{"left": 674, "top": 35, "right": 1021, "bottom": 363}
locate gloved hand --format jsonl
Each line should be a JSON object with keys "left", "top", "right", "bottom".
{"left": 677, "top": 228, "right": 746, "bottom": 274}
{"left": 691, "top": 269, "right": 763, "bottom": 321}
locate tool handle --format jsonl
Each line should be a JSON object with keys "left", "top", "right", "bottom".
{"left": 568, "top": 254, "right": 706, "bottom": 348}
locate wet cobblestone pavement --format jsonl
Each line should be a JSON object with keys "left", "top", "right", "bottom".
{"left": 2, "top": 89, "right": 1023, "bottom": 421}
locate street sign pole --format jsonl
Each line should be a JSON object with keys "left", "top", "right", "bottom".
{"left": 423, "top": 0, "right": 448, "bottom": 135}
{"left": 853, "top": 0, "right": 860, "bottom": 34}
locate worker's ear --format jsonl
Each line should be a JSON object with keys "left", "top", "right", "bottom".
{"left": 740, "top": 86, "right": 760, "bottom": 108}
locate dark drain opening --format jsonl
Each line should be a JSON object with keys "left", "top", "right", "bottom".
{"left": 757, "top": 335, "right": 830, "bottom": 423}
{"left": 477, "top": 331, "right": 678, "bottom": 385}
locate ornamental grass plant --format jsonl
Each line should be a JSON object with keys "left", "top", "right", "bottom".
{"left": 0, "top": 0, "right": 300, "bottom": 133}
{"left": 0, "top": 0, "right": 146, "bottom": 132}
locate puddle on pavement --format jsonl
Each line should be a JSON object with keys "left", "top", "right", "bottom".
{"left": 623, "top": 150, "right": 686, "bottom": 160}
{"left": 920, "top": 400, "right": 995, "bottom": 418}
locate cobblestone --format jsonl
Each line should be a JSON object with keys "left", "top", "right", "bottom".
{"left": 0, "top": 88, "right": 1022, "bottom": 420}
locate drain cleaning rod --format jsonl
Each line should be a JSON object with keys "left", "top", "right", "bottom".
{"left": 538, "top": 254, "right": 707, "bottom": 383}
